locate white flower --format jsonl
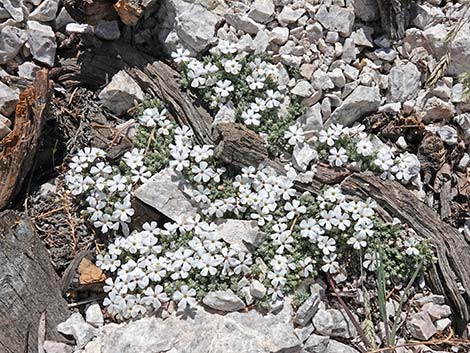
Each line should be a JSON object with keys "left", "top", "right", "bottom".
{"left": 112, "top": 195, "right": 135, "bottom": 222}
{"left": 158, "top": 119, "right": 173, "bottom": 136}
{"left": 131, "top": 166, "right": 151, "bottom": 183}
{"left": 267, "top": 269, "right": 287, "bottom": 287}
{"left": 188, "top": 69, "right": 206, "bottom": 88}
{"left": 107, "top": 174, "right": 128, "bottom": 193}
{"left": 347, "top": 233, "right": 367, "bottom": 250}
{"left": 170, "top": 149, "right": 190, "bottom": 171}
{"left": 192, "top": 161, "right": 214, "bottom": 183}
{"left": 223, "top": 59, "right": 242, "bottom": 75}
{"left": 321, "top": 254, "right": 340, "bottom": 274}
{"left": 141, "top": 285, "right": 168, "bottom": 309}
{"left": 318, "top": 129, "right": 338, "bottom": 146}
{"left": 171, "top": 48, "right": 191, "bottom": 64}
{"left": 300, "top": 218, "right": 324, "bottom": 241}
{"left": 284, "top": 125, "right": 305, "bottom": 146}
{"left": 404, "top": 237, "right": 420, "bottom": 256}
{"left": 265, "top": 90, "right": 282, "bottom": 108}
{"left": 317, "top": 236, "right": 336, "bottom": 255}
{"left": 90, "top": 161, "right": 112, "bottom": 175}
{"left": 217, "top": 40, "right": 238, "bottom": 55}
{"left": 363, "top": 253, "right": 378, "bottom": 271}
{"left": 190, "top": 145, "right": 213, "bottom": 162}
{"left": 356, "top": 140, "right": 374, "bottom": 157}
{"left": 242, "top": 109, "right": 261, "bottom": 126}
{"left": 173, "top": 285, "right": 197, "bottom": 310}
{"left": 299, "top": 257, "right": 315, "bottom": 277}
{"left": 246, "top": 72, "right": 265, "bottom": 90}
{"left": 284, "top": 200, "right": 306, "bottom": 219}
{"left": 328, "top": 147, "right": 348, "bottom": 167}
{"left": 215, "top": 80, "right": 234, "bottom": 98}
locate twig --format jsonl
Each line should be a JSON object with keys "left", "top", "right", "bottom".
{"left": 32, "top": 207, "right": 65, "bottom": 221}
{"left": 289, "top": 214, "right": 300, "bottom": 233}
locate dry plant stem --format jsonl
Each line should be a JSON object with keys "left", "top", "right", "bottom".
{"left": 289, "top": 213, "right": 300, "bottom": 233}
{"left": 327, "top": 273, "right": 371, "bottom": 351}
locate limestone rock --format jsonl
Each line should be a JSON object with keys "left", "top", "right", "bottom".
{"left": 217, "top": 219, "right": 264, "bottom": 251}
{"left": 352, "top": 0, "right": 379, "bottom": 22}
{"left": 203, "top": 290, "right": 246, "bottom": 312}
{"left": 250, "top": 280, "right": 266, "bottom": 299}
{"left": 27, "top": 21, "right": 57, "bottom": 67}
{"left": 312, "top": 309, "right": 334, "bottom": 336}
{"left": 95, "top": 20, "right": 120, "bottom": 41}
{"left": 407, "top": 311, "right": 437, "bottom": 340}
{"left": 85, "top": 304, "right": 104, "bottom": 327}
{"left": 0, "top": 26, "right": 27, "bottom": 64}
{"left": 437, "top": 125, "right": 458, "bottom": 145}
{"left": 225, "top": 13, "right": 263, "bottom": 35}
{"left": 315, "top": 5, "right": 355, "bottom": 37}
{"left": 213, "top": 101, "right": 236, "bottom": 125}
{"left": 328, "top": 309, "right": 358, "bottom": 339}
{"left": 57, "top": 313, "right": 98, "bottom": 348}
{"left": 18, "top": 61, "right": 40, "bottom": 80}
{"left": 299, "top": 103, "right": 323, "bottom": 142}
{"left": 98, "top": 70, "right": 144, "bottom": 115}
{"left": 388, "top": 62, "right": 421, "bottom": 102}
{"left": 294, "top": 293, "right": 320, "bottom": 326}
{"left": 292, "top": 142, "right": 318, "bottom": 172}
{"left": 435, "top": 318, "right": 451, "bottom": 331}
{"left": 420, "top": 96, "right": 455, "bottom": 122}
{"left": 135, "top": 167, "right": 198, "bottom": 222}
{"left": 3, "top": 0, "right": 25, "bottom": 22}
{"left": 0, "top": 81, "right": 19, "bottom": 117}
{"left": 270, "top": 27, "right": 289, "bottom": 46}
{"left": 44, "top": 341, "right": 74, "bottom": 353}
{"left": 29, "top": 0, "right": 58, "bottom": 22}
{"left": 328, "top": 85, "right": 381, "bottom": 126}
{"left": 292, "top": 80, "right": 313, "bottom": 97}
{"left": 248, "top": 0, "right": 274, "bottom": 24}
{"left": 253, "top": 30, "right": 270, "bottom": 54}
{"left": 278, "top": 6, "right": 305, "bottom": 25}
{"left": 0, "top": 119, "right": 11, "bottom": 140}
{"left": 326, "top": 340, "right": 360, "bottom": 353}
{"left": 304, "top": 334, "right": 329, "bottom": 353}
{"left": 421, "top": 303, "right": 452, "bottom": 320}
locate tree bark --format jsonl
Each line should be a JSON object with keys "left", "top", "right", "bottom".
{"left": 0, "top": 211, "right": 69, "bottom": 353}
{"left": 0, "top": 69, "right": 53, "bottom": 210}
{"left": 376, "top": 0, "right": 412, "bottom": 40}
{"left": 341, "top": 172, "right": 470, "bottom": 333}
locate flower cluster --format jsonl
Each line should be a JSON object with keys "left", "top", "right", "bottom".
{"left": 285, "top": 123, "right": 421, "bottom": 184}
{"left": 172, "top": 41, "right": 304, "bottom": 154}
{"left": 98, "top": 218, "right": 251, "bottom": 319}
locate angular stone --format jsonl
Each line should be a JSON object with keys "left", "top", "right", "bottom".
{"left": 407, "top": 311, "right": 437, "bottom": 340}
{"left": 421, "top": 96, "right": 455, "bottom": 122}
{"left": 292, "top": 80, "right": 313, "bottom": 97}
{"left": 437, "top": 125, "right": 458, "bottom": 145}
{"left": 0, "top": 119, "right": 11, "bottom": 140}
{"left": 304, "top": 334, "right": 329, "bottom": 353}
{"left": 352, "top": 0, "right": 379, "bottom": 22}
{"left": 0, "top": 81, "right": 19, "bottom": 116}
{"left": 44, "top": 341, "right": 74, "bottom": 353}
{"left": 85, "top": 303, "right": 104, "bottom": 327}
{"left": 66, "top": 23, "right": 93, "bottom": 34}
{"left": 29, "top": 0, "right": 58, "bottom": 22}
{"left": 315, "top": 5, "right": 355, "bottom": 37}
{"left": 18, "top": 61, "right": 40, "bottom": 80}
{"left": 217, "top": 219, "right": 264, "bottom": 252}
{"left": 98, "top": 70, "right": 144, "bottom": 115}
{"left": 0, "top": 26, "right": 27, "bottom": 64}
{"left": 294, "top": 293, "right": 320, "bottom": 326}
{"left": 299, "top": 103, "right": 323, "bottom": 142}
{"left": 278, "top": 6, "right": 305, "bottom": 25}
{"left": 224, "top": 13, "right": 263, "bottom": 35}
{"left": 213, "top": 101, "right": 236, "bottom": 126}
{"left": 3, "top": 0, "right": 25, "bottom": 21}
{"left": 329, "top": 68, "right": 346, "bottom": 88}
{"left": 54, "top": 7, "right": 75, "bottom": 30}
{"left": 135, "top": 167, "right": 198, "bottom": 222}
{"left": 435, "top": 318, "right": 451, "bottom": 331}
{"left": 312, "top": 309, "right": 334, "bottom": 336}
{"left": 95, "top": 20, "right": 120, "bottom": 41}
{"left": 270, "top": 27, "right": 289, "bottom": 46}
{"left": 328, "top": 85, "right": 381, "bottom": 126}
{"left": 248, "top": 0, "right": 274, "bottom": 24}
{"left": 342, "top": 38, "right": 356, "bottom": 63}
{"left": 422, "top": 303, "right": 452, "bottom": 320}
{"left": 312, "top": 69, "right": 334, "bottom": 90}
{"left": 292, "top": 142, "right": 318, "bottom": 172}
{"left": 253, "top": 30, "right": 270, "bottom": 54}
{"left": 27, "top": 21, "right": 57, "bottom": 67}
{"left": 415, "top": 294, "right": 446, "bottom": 307}
{"left": 328, "top": 309, "right": 358, "bottom": 339}
{"left": 351, "top": 28, "right": 374, "bottom": 47}
{"left": 203, "top": 290, "right": 246, "bottom": 312}
{"left": 57, "top": 313, "right": 98, "bottom": 349}
{"left": 250, "top": 280, "right": 266, "bottom": 299}
{"left": 294, "top": 323, "right": 315, "bottom": 343}
{"left": 388, "top": 62, "right": 421, "bottom": 102}
{"left": 326, "top": 340, "right": 360, "bottom": 353}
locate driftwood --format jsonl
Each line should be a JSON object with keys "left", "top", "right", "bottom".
{"left": 0, "top": 70, "right": 53, "bottom": 210}
{"left": 341, "top": 172, "right": 470, "bottom": 332}
{"left": 376, "top": 0, "right": 412, "bottom": 40}
{"left": 0, "top": 211, "right": 69, "bottom": 353}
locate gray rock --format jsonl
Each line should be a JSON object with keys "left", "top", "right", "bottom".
{"left": 248, "top": 0, "right": 274, "bottom": 24}
{"left": 351, "top": 28, "right": 374, "bottom": 47}
{"left": 27, "top": 21, "right": 57, "bottom": 67}
{"left": 388, "top": 62, "right": 421, "bottom": 102}
{"left": 0, "top": 81, "right": 19, "bottom": 116}
{"left": 312, "top": 309, "right": 334, "bottom": 336}
{"left": 413, "top": 3, "right": 444, "bottom": 30}
{"left": 18, "top": 61, "right": 40, "bottom": 80}
{"left": 253, "top": 30, "right": 270, "bottom": 54}
{"left": 278, "top": 6, "right": 305, "bottom": 25}
{"left": 315, "top": 5, "right": 355, "bottom": 37}
{"left": 292, "top": 142, "right": 318, "bottom": 172}
{"left": 0, "top": 119, "right": 12, "bottom": 140}
{"left": 95, "top": 20, "right": 120, "bottom": 41}
{"left": 420, "top": 96, "right": 455, "bottom": 122}
{"left": 294, "top": 293, "right": 320, "bottom": 326}
{"left": 328, "top": 309, "right": 358, "bottom": 339}
{"left": 421, "top": 303, "right": 452, "bottom": 320}
{"left": 312, "top": 69, "right": 334, "bottom": 91}
{"left": 437, "top": 125, "right": 458, "bottom": 145}
{"left": 458, "top": 153, "right": 470, "bottom": 171}
{"left": 135, "top": 167, "right": 198, "bottom": 222}
{"left": 217, "top": 219, "right": 264, "bottom": 251}
{"left": 454, "top": 113, "right": 470, "bottom": 130}
{"left": 54, "top": 7, "right": 75, "bottom": 30}
{"left": 203, "top": 290, "right": 246, "bottom": 312}
{"left": 98, "top": 70, "right": 144, "bottom": 115}
{"left": 294, "top": 323, "right": 315, "bottom": 343}
{"left": 85, "top": 303, "right": 104, "bottom": 327}
{"left": 224, "top": 13, "right": 263, "bottom": 35}
{"left": 100, "top": 304, "right": 300, "bottom": 353}
{"left": 292, "top": 80, "right": 314, "bottom": 97}
{"left": 213, "top": 101, "right": 236, "bottom": 125}
{"left": 328, "top": 85, "right": 381, "bottom": 126}
{"left": 352, "top": 0, "right": 379, "bottom": 22}
{"left": 44, "top": 341, "right": 74, "bottom": 353}
{"left": 57, "top": 313, "right": 98, "bottom": 348}
{"left": 304, "top": 334, "right": 329, "bottom": 353}
{"left": 299, "top": 103, "right": 323, "bottom": 142}
{"left": 435, "top": 318, "right": 451, "bottom": 331}
{"left": 3, "top": 0, "right": 25, "bottom": 21}
{"left": 326, "top": 340, "right": 360, "bottom": 353}
{"left": 29, "top": 0, "right": 58, "bottom": 22}
{"left": 250, "top": 280, "right": 266, "bottom": 298}
{"left": 270, "top": 27, "right": 289, "bottom": 45}
{"left": 0, "top": 26, "right": 27, "bottom": 64}
{"left": 342, "top": 38, "right": 356, "bottom": 63}
{"left": 407, "top": 311, "right": 437, "bottom": 340}
{"left": 375, "top": 47, "right": 397, "bottom": 62}
{"left": 328, "top": 68, "right": 346, "bottom": 88}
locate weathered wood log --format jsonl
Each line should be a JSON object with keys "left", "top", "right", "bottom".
{"left": 341, "top": 172, "right": 470, "bottom": 332}
{"left": 376, "top": 0, "right": 412, "bottom": 40}
{"left": 0, "top": 70, "right": 53, "bottom": 210}
{"left": 0, "top": 211, "right": 69, "bottom": 353}
{"left": 63, "top": 0, "right": 117, "bottom": 25}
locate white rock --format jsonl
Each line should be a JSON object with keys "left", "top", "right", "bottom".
{"left": 304, "top": 334, "right": 329, "bottom": 353}
{"left": 224, "top": 13, "right": 263, "bottom": 35}
{"left": 326, "top": 340, "right": 360, "bottom": 353}
{"left": 375, "top": 47, "right": 397, "bottom": 61}
{"left": 43, "top": 340, "right": 74, "bottom": 353}
{"left": 54, "top": 7, "right": 75, "bottom": 30}
{"left": 29, "top": 0, "right": 58, "bottom": 22}
{"left": 292, "top": 142, "right": 318, "bottom": 172}
{"left": 378, "top": 102, "right": 401, "bottom": 114}
{"left": 213, "top": 101, "right": 236, "bottom": 125}
{"left": 95, "top": 20, "right": 120, "bottom": 41}
{"left": 278, "top": 6, "right": 305, "bottom": 25}
{"left": 248, "top": 0, "right": 274, "bottom": 24}
{"left": 270, "top": 27, "right": 289, "bottom": 46}
{"left": 328, "top": 68, "right": 346, "bottom": 88}
{"left": 0, "top": 81, "right": 19, "bottom": 116}
{"left": 312, "top": 308, "right": 334, "bottom": 336}
{"left": 66, "top": 23, "right": 93, "bottom": 34}
{"left": 328, "top": 85, "right": 381, "bottom": 126}
{"left": 328, "top": 309, "right": 358, "bottom": 339}
{"left": 422, "top": 303, "right": 452, "bottom": 320}
{"left": 312, "top": 69, "right": 334, "bottom": 90}
{"left": 18, "top": 61, "right": 40, "bottom": 80}
{"left": 57, "top": 313, "right": 98, "bottom": 348}
{"left": 388, "top": 62, "right": 421, "bottom": 102}
{"left": 458, "top": 153, "right": 470, "bottom": 171}
{"left": 294, "top": 293, "right": 320, "bottom": 326}
{"left": 315, "top": 5, "right": 355, "bottom": 37}
{"left": 0, "top": 26, "right": 27, "bottom": 64}
{"left": 436, "top": 318, "right": 451, "bottom": 332}
{"left": 135, "top": 167, "right": 198, "bottom": 222}
{"left": 3, "top": 0, "right": 25, "bottom": 21}
{"left": 83, "top": 338, "right": 102, "bottom": 353}
{"left": 292, "top": 80, "right": 313, "bottom": 97}
{"left": 203, "top": 290, "right": 246, "bottom": 312}
{"left": 27, "top": 21, "right": 57, "bottom": 67}
{"left": 420, "top": 97, "right": 455, "bottom": 122}
{"left": 98, "top": 70, "right": 144, "bottom": 115}
{"left": 351, "top": 27, "right": 374, "bottom": 47}
{"left": 250, "top": 280, "right": 266, "bottom": 298}
{"left": 437, "top": 125, "right": 458, "bottom": 145}
{"left": 413, "top": 3, "right": 445, "bottom": 30}
{"left": 415, "top": 294, "right": 445, "bottom": 306}
{"left": 352, "top": 0, "right": 379, "bottom": 22}
{"left": 253, "top": 30, "right": 270, "bottom": 54}
{"left": 217, "top": 219, "right": 264, "bottom": 252}
{"left": 85, "top": 303, "right": 104, "bottom": 327}
{"left": 0, "top": 119, "right": 12, "bottom": 140}
{"left": 342, "top": 38, "right": 356, "bottom": 63}
{"left": 407, "top": 311, "right": 437, "bottom": 340}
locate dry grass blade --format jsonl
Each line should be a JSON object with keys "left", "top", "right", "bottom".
{"left": 425, "top": 53, "right": 451, "bottom": 89}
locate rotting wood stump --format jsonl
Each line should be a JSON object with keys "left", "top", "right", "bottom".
{"left": 0, "top": 70, "right": 53, "bottom": 210}
{"left": 341, "top": 172, "right": 470, "bottom": 333}
{"left": 0, "top": 211, "right": 69, "bottom": 353}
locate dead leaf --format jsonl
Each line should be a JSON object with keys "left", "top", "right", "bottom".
{"left": 78, "top": 258, "right": 106, "bottom": 285}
